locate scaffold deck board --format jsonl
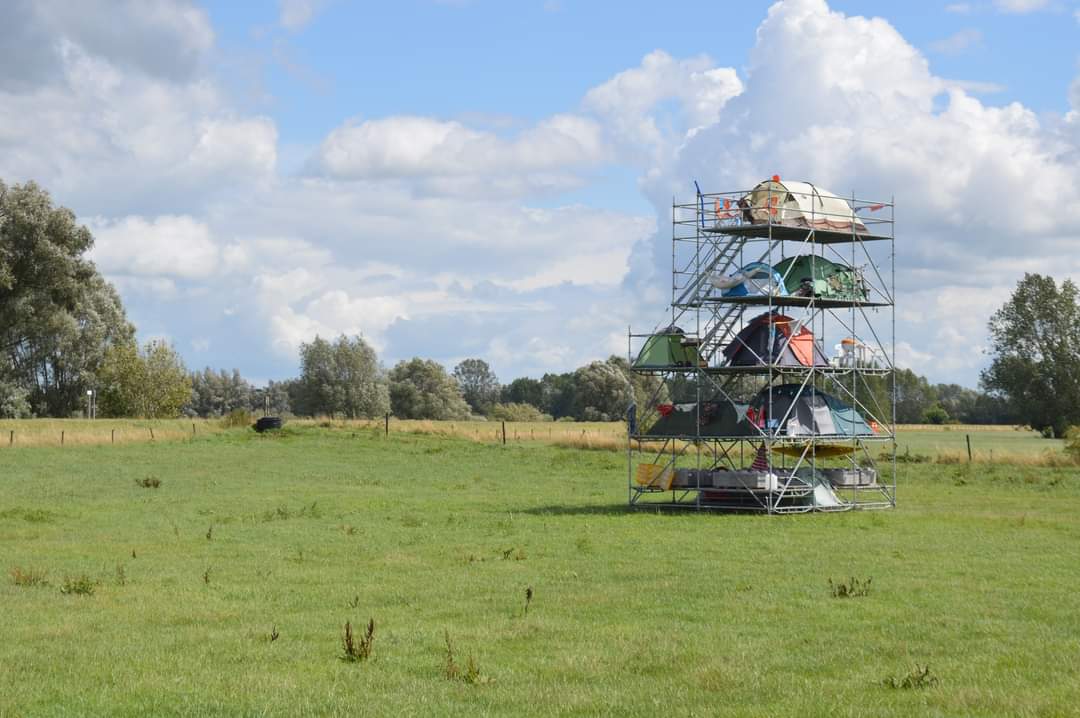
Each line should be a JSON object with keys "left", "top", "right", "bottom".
{"left": 702, "top": 223, "right": 891, "bottom": 243}
{"left": 676, "top": 295, "right": 891, "bottom": 309}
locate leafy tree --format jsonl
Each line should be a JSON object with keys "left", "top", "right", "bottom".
{"left": 607, "top": 355, "right": 666, "bottom": 413}
{"left": 332, "top": 335, "right": 389, "bottom": 419}
{"left": 187, "top": 368, "right": 253, "bottom": 417}
{"left": 294, "top": 335, "right": 388, "bottom": 418}
{"left": 501, "top": 377, "right": 543, "bottom": 409}
{"left": 388, "top": 358, "right": 470, "bottom": 420}
{"left": 1, "top": 181, "right": 133, "bottom": 416}
{"left": 572, "top": 360, "right": 634, "bottom": 422}
{"left": 931, "top": 384, "right": 978, "bottom": 424}
{"left": 250, "top": 379, "right": 294, "bottom": 416}
{"left": 97, "top": 340, "right": 192, "bottom": 418}
{"left": 893, "top": 369, "right": 938, "bottom": 424}
{"left": 538, "top": 372, "right": 576, "bottom": 419}
{"left": 295, "top": 336, "right": 338, "bottom": 416}
{"left": 967, "top": 391, "right": 1019, "bottom": 425}
{"left": 452, "top": 358, "right": 500, "bottom": 415}
{"left": 0, "top": 373, "right": 30, "bottom": 418}
{"left": 981, "top": 273, "right": 1080, "bottom": 437}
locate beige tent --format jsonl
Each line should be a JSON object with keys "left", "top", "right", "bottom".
{"left": 744, "top": 179, "right": 866, "bottom": 232}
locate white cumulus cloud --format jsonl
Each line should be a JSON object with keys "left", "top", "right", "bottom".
{"left": 88, "top": 215, "right": 222, "bottom": 280}
{"left": 994, "top": 0, "right": 1051, "bottom": 12}
{"left": 309, "top": 114, "right": 606, "bottom": 197}
{"left": 583, "top": 50, "right": 743, "bottom": 161}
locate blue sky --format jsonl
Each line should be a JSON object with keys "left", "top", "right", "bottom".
{"left": 2, "top": 0, "right": 1079, "bottom": 388}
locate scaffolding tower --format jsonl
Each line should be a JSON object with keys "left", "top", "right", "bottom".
{"left": 627, "top": 181, "right": 896, "bottom": 513}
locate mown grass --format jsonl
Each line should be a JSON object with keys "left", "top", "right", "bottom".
{"left": 1, "top": 424, "right": 1079, "bottom": 716}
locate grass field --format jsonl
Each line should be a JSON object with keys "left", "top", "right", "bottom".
{"left": 2, "top": 424, "right": 1079, "bottom": 716}
{"left": 0, "top": 417, "right": 1067, "bottom": 463}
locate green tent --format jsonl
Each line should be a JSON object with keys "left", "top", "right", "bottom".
{"left": 773, "top": 255, "right": 867, "bottom": 301}
{"left": 644, "top": 400, "right": 753, "bottom": 437}
{"left": 633, "top": 330, "right": 702, "bottom": 369}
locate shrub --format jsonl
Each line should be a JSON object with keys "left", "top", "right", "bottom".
{"left": 489, "top": 402, "right": 552, "bottom": 422}
{"left": 921, "top": 404, "right": 949, "bottom": 425}
{"left": 221, "top": 408, "right": 253, "bottom": 428}
{"left": 1065, "top": 426, "right": 1080, "bottom": 462}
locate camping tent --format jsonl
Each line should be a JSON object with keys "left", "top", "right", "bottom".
{"left": 772, "top": 255, "right": 867, "bottom": 301}
{"left": 744, "top": 179, "right": 867, "bottom": 233}
{"left": 709, "top": 262, "right": 788, "bottom": 297}
{"left": 633, "top": 327, "right": 703, "bottom": 368}
{"left": 644, "top": 399, "right": 752, "bottom": 437}
{"left": 723, "top": 313, "right": 829, "bottom": 368}
{"left": 645, "top": 384, "right": 873, "bottom": 438}
{"left": 748, "top": 384, "right": 874, "bottom": 437}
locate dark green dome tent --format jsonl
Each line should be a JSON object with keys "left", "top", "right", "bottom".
{"left": 773, "top": 255, "right": 867, "bottom": 301}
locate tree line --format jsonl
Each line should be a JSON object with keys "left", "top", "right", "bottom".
{"left": 182, "top": 337, "right": 656, "bottom": 424}
{"left": 2, "top": 180, "right": 1077, "bottom": 434}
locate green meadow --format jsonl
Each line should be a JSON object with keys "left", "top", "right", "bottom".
{"left": 2, "top": 425, "right": 1079, "bottom": 716}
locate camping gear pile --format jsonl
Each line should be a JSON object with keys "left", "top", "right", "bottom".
{"left": 833, "top": 337, "right": 882, "bottom": 368}
{"left": 710, "top": 255, "right": 868, "bottom": 302}
{"left": 708, "top": 262, "right": 787, "bottom": 297}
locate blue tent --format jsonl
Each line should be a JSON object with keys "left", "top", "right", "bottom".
{"left": 711, "top": 262, "right": 789, "bottom": 298}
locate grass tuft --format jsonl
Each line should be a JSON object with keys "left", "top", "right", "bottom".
{"left": 829, "top": 577, "right": 872, "bottom": 598}
{"left": 10, "top": 566, "right": 48, "bottom": 587}
{"left": 135, "top": 476, "right": 161, "bottom": 488}
{"left": 340, "top": 619, "right": 374, "bottom": 663}
{"left": 59, "top": 574, "right": 97, "bottom": 596}
{"left": 442, "top": 631, "right": 493, "bottom": 685}
{"left": 883, "top": 664, "right": 939, "bottom": 689}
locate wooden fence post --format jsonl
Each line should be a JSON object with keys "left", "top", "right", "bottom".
{"left": 149, "top": 427, "right": 155, "bottom": 441}
{"left": 385, "top": 413, "right": 389, "bottom": 437}
{"left": 966, "top": 434, "right": 972, "bottom": 462}
{"left": 61, "top": 431, "right": 64, "bottom": 446}
{"left": 8, "top": 430, "right": 12, "bottom": 446}
{"left": 111, "top": 429, "right": 115, "bottom": 444}
{"left": 502, "top": 421, "right": 506, "bottom": 445}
